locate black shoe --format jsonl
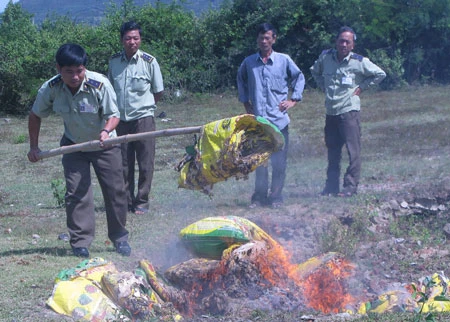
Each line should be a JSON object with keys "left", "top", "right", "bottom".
{"left": 115, "top": 241, "right": 131, "bottom": 257}
{"left": 72, "top": 247, "right": 89, "bottom": 258}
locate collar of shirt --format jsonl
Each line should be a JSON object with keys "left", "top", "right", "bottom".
{"left": 61, "top": 78, "right": 88, "bottom": 95}
{"left": 257, "top": 50, "right": 275, "bottom": 64}
{"left": 81, "top": 77, "right": 91, "bottom": 93}
{"left": 333, "top": 49, "right": 353, "bottom": 63}
{"left": 121, "top": 49, "right": 142, "bottom": 62}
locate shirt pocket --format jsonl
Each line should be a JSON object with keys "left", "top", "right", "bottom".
{"left": 130, "top": 75, "right": 149, "bottom": 92}
{"left": 53, "top": 97, "right": 71, "bottom": 115}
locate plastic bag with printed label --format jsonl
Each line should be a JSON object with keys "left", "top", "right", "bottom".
{"left": 177, "top": 114, "right": 284, "bottom": 195}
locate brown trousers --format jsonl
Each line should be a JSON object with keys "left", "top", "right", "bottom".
{"left": 62, "top": 139, "right": 129, "bottom": 248}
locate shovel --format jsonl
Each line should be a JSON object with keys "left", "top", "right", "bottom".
{"left": 37, "top": 126, "right": 202, "bottom": 160}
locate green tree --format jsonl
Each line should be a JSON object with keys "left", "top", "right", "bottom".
{"left": 0, "top": 2, "right": 40, "bottom": 114}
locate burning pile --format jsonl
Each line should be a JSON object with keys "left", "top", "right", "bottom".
{"left": 148, "top": 216, "right": 361, "bottom": 317}
{"left": 47, "top": 216, "right": 450, "bottom": 320}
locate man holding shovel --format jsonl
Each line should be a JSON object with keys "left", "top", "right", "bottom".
{"left": 27, "top": 43, "right": 131, "bottom": 258}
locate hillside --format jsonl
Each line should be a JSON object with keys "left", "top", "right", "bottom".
{"left": 12, "top": 0, "right": 224, "bottom": 24}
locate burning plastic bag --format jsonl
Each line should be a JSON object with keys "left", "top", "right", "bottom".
{"left": 101, "top": 271, "right": 158, "bottom": 320}
{"left": 179, "top": 216, "right": 278, "bottom": 259}
{"left": 177, "top": 114, "right": 284, "bottom": 195}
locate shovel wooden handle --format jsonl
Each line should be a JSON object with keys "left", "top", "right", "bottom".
{"left": 37, "top": 126, "right": 202, "bottom": 160}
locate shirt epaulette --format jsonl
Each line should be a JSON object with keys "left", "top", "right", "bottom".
{"left": 85, "top": 78, "right": 103, "bottom": 90}
{"left": 110, "top": 52, "right": 122, "bottom": 59}
{"left": 350, "top": 53, "right": 363, "bottom": 62}
{"left": 141, "top": 53, "right": 155, "bottom": 63}
{"left": 321, "top": 49, "right": 333, "bottom": 55}
{"left": 48, "top": 75, "right": 62, "bottom": 88}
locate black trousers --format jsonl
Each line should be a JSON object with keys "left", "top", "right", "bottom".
{"left": 116, "top": 116, "right": 156, "bottom": 210}
{"left": 324, "top": 110, "right": 361, "bottom": 193}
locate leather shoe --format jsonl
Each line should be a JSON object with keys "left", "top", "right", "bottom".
{"left": 72, "top": 247, "right": 89, "bottom": 258}
{"left": 115, "top": 241, "right": 131, "bottom": 257}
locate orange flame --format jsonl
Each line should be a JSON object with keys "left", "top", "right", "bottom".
{"left": 300, "top": 257, "right": 357, "bottom": 313}
{"left": 154, "top": 241, "right": 360, "bottom": 316}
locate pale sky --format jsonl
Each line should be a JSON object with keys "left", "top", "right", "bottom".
{"left": 0, "top": 0, "right": 18, "bottom": 13}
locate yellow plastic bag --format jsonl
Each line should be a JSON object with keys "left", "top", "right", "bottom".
{"left": 355, "top": 272, "right": 450, "bottom": 315}
{"left": 177, "top": 114, "right": 284, "bottom": 194}
{"left": 412, "top": 272, "right": 450, "bottom": 313}
{"left": 47, "top": 277, "right": 121, "bottom": 321}
{"left": 47, "top": 257, "right": 122, "bottom": 321}
{"left": 55, "top": 257, "right": 117, "bottom": 283}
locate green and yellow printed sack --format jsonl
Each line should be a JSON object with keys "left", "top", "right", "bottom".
{"left": 177, "top": 114, "right": 284, "bottom": 194}
{"left": 179, "top": 215, "right": 277, "bottom": 259}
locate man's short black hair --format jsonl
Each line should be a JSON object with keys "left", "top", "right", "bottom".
{"left": 257, "top": 22, "right": 277, "bottom": 37}
{"left": 55, "top": 43, "right": 87, "bottom": 67}
{"left": 337, "top": 26, "right": 357, "bottom": 41}
{"left": 120, "top": 21, "right": 141, "bottom": 38}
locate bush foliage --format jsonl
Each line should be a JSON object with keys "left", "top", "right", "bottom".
{"left": 1, "top": 0, "right": 450, "bottom": 114}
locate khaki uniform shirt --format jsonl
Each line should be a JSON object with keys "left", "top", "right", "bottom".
{"left": 32, "top": 70, "right": 119, "bottom": 144}
{"left": 108, "top": 49, "right": 164, "bottom": 121}
{"left": 310, "top": 49, "right": 386, "bottom": 115}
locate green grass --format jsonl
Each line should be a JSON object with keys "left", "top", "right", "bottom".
{"left": 1, "top": 86, "right": 450, "bottom": 321}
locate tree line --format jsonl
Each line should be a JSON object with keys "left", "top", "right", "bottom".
{"left": 1, "top": 0, "right": 449, "bottom": 115}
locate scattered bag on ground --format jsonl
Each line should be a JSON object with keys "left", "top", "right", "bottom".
{"left": 47, "top": 258, "right": 122, "bottom": 321}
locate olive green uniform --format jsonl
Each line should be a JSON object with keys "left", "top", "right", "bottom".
{"left": 108, "top": 49, "right": 164, "bottom": 211}
{"left": 31, "top": 70, "right": 129, "bottom": 248}
{"left": 310, "top": 49, "right": 386, "bottom": 194}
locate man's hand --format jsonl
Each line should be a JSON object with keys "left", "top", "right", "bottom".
{"left": 27, "top": 147, "right": 42, "bottom": 163}
{"left": 99, "top": 129, "right": 110, "bottom": 148}
{"left": 244, "top": 102, "right": 254, "bottom": 114}
{"left": 279, "top": 99, "right": 297, "bottom": 112}
{"left": 353, "top": 87, "right": 362, "bottom": 96}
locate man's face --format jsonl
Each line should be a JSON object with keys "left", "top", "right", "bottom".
{"left": 57, "top": 64, "right": 86, "bottom": 91}
{"left": 336, "top": 31, "right": 354, "bottom": 59}
{"left": 122, "top": 29, "right": 141, "bottom": 57}
{"left": 257, "top": 30, "right": 276, "bottom": 54}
